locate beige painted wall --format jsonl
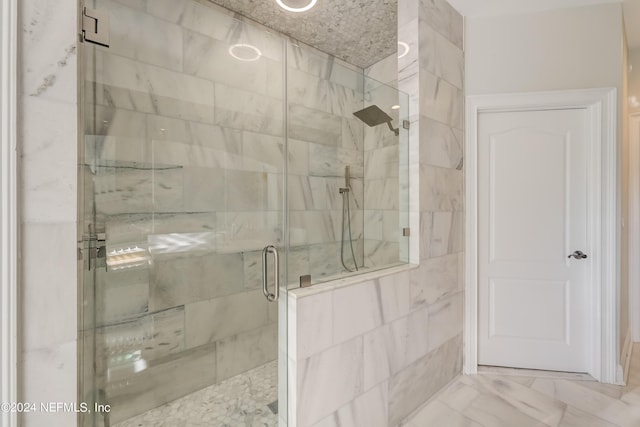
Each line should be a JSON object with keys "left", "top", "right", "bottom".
{"left": 466, "top": 2, "right": 628, "bottom": 364}
{"left": 466, "top": 3, "right": 624, "bottom": 96}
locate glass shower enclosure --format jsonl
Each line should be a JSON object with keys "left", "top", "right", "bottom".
{"left": 79, "top": 1, "right": 409, "bottom": 425}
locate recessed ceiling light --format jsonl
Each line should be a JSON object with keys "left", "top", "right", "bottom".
{"left": 275, "top": 0, "right": 318, "bottom": 13}
{"left": 228, "top": 43, "right": 262, "bottom": 62}
{"left": 391, "top": 105, "right": 400, "bottom": 110}
{"left": 398, "top": 42, "right": 410, "bottom": 59}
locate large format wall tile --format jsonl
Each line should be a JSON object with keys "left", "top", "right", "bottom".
{"left": 434, "top": 31, "right": 464, "bottom": 90}
{"left": 184, "top": 30, "right": 276, "bottom": 96}
{"left": 388, "top": 334, "right": 463, "bottom": 426}
{"left": 22, "top": 341, "right": 78, "bottom": 427}
{"left": 21, "top": 223, "right": 77, "bottom": 351}
{"left": 182, "top": 167, "right": 226, "bottom": 212}
{"left": 93, "top": 166, "right": 184, "bottom": 216}
{"left": 22, "top": 98, "right": 78, "bottom": 223}
{"left": 328, "top": 81, "right": 364, "bottom": 118}
{"left": 427, "top": 291, "right": 463, "bottom": 352}
{"left": 410, "top": 253, "right": 459, "bottom": 308}
{"left": 147, "top": 115, "right": 242, "bottom": 155}
{"left": 312, "top": 381, "right": 389, "bottom": 427}
{"left": 86, "top": 106, "right": 148, "bottom": 162}
{"left": 420, "top": 72, "right": 463, "bottom": 129}
{"left": 216, "top": 323, "right": 278, "bottom": 381}
{"left": 419, "top": 164, "right": 463, "bottom": 212}
{"left": 243, "top": 131, "right": 285, "bottom": 173}
{"left": 289, "top": 67, "right": 330, "bottom": 113}
{"left": 90, "top": 51, "right": 215, "bottom": 123}
{"left": 332, "top": 280, "right": 385, "bottom": 344}
{"left": 150, "top": 252, "right": 244, "bottom": 310}
{"left": 419, "top": 116, "right": 463, "bottom": 169}
{"left": 214, "top": 83, "right": 284, "bottom": 136}
{"left": 101, "top": 0, "right": 184, "bottom": 72}
{"left": 96, "top": 307, "right": 185, "bottom": 374}
{"left": 106, "top": 344, "right": 217, "bottom": 424}
{"left": 96, "top": 267, "right": 150, "bottom": 324}
{"left": 293, "top": 291, "right": 334, "bottom": 360}
{"left": 418, "top": 0, "right": 464, "bottom": 50}
{"left": 364, "top": 240, "right": 400, "bottom": 267}
{"left": 21, "top": 1, "right": 79, "bottom": 423}
{"left": 297, "top": 337, "right": 364, "bottom": 426}
{"left": 21, "top": 0, "right": 78, "bottom": 104}
{"left": 289, "top": 104, "right": 343, "bottom": 146}
{"left": 184, "top": 289, "right": 269, "bottom": 348}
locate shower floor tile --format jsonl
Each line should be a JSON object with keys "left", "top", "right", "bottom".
{"left": 114, "top": 361, "right": 278, "bottom": 427}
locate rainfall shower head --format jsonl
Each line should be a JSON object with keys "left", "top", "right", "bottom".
{"left": 353, "top": 105, "right": 399, "bottom": 136}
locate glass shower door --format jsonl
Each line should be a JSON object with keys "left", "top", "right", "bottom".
{"left": 79, "top": 1, "right": 288, "bottom": 425}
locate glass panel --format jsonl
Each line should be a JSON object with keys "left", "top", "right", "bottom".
{"left": 80, "top": 1, "right": 287, "bottom": 426}
{"left": 362, "top": 77, "right": 411, "bottom": 269}
{"left": 286, "top": 43, "right": 410, "bottom": 286}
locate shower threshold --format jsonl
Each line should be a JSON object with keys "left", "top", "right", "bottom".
{"left": 113, "top": 361, "right": 278, "bottom": 427}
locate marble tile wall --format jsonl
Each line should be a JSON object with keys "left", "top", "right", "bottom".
{"left": 18, "top": 0, "right": 456, "bottom": 425}
{"left": 83, "top": 0, "right": 288, "bottom": 419}
{"left": 19, "top": 0, "right": 79, "bottom": 426}
{"left": 288, "top": 0, "right": 464, "bottom": 425}
{"left": 80, "top": 0, "right": 400, "bottom": 422}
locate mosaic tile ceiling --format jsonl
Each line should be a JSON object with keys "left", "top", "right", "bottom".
{"left": 207, "top": 0, "right": 398, "bottom": 68}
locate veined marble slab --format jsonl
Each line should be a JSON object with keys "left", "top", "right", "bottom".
{"left": 297, "top": 337, "right": 364, "bottom": 426}
{"left": 214, "top": 83, "right": 284, "bottom": 136}
{"left": 184, "top": 289, "right": 269, "bottom": 349}
{"left": 289, "top": 104, "right": 342, "bottom": 146}
{"left": 98, "top": 0, "right": 184, "bottom": 72}
{"left": 95, "top": 306, "right": 185, "bottom": 375}
{"left": 150, "top": 251, "right": 244, "bottom": 311}
{"left": 389, "top": 334, "right": 463, "bottom": 426}
{"left": 216, "top": 323, "right": 277, "bottom": 381}
{"left": 419, "top": 164, "right": 463, "bottom": 212}
{"left": 105, "top": 344, "right": 216, "bottom": 424}
{"left": 89, "top": 51, "right": 214, "bottom": 123}
{"left": 410, "top": 253, "right": 459, "bottom": 308}
{"left": 96, "top": 267, "right": 150, "bottom": 324}
{"left": 311, "top": 381, "right": 389, "bottom": 427}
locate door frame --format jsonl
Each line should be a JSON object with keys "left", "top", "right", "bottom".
{"left": 630, "top": 113, "right": 640, "bottom": 342}
{"left": 464, "top": 88, "right": 620, "bottom": 383}
{"left": 1, "top": 0, "right": 19, "bottom": 425}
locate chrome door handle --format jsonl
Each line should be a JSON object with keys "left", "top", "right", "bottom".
{"left": 262, "top": 245, "right": 280, "bottom": 302}
{"left": 568, "top": 250, "right": 588, "bottom": 259}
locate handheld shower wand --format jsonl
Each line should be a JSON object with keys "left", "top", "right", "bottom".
{"left": 339, "top": 166, "right": 351, "bottom": 193}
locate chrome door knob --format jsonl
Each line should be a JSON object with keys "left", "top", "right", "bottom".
{"left": 568, "top": 250, "right": 588, "bottom": 259}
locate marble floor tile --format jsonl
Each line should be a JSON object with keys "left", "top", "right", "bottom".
{"left": 404, "top": 400, "right": 482, "bottom": 427}
{"left": 531, "top": 378, "right": 640, "bottom": 426}
{"left": 404, "top": 343, "right": 640, "bottom": 427}
{"left": 559, "top": 406, "right": 618, "bottom": 427}
{"left": 459, "top": 375, "right": 566, "bottom": 426}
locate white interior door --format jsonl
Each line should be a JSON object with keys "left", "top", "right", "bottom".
{"left": 478, "top": 108, "right": 590, "bottom": 372}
